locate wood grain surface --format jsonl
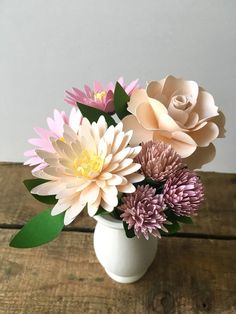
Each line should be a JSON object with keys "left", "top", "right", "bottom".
{"left": 0, "top": 230, "right": 235, "bottom": 314}
{"left": 0, "top": 163, "right": 236, "bottom": 314}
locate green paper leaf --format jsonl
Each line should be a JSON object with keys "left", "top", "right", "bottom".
{"left": 110, "top": 208, "right": 122, "bottom": 220}
{"left": 114, "top": 82, "right": 130, "bottom": 119}
{"left": 163, "top": 220, "right": 181, "bottom": 234}
{"left": 143, "top": 177, "right": 165, "bottom": 192}
{"left": 24, "top": 179, "right": 57, "bottom": 205}
{"left": 175, "top": 215, "right": 193, "bottom": 224}
{"left": 77, "top": 102, "right": 116, "bottom": 127}
{"left": 10, "top": 208, "right": 64, "bottom": 248}
{"left": 95, "top": 206, "right": 109, "bottom": 216}
{"left": 123, "top": 221, "right": 135, "bottom": 238}
{"left": 165, "top": 208, "right": 193, "bottom": 225}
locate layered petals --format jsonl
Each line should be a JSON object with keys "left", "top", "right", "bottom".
{"left": 65, "top": 77, "right": 139, "bottom": 113}
{"left": 24, "top": 108, "right": 82, "bottom": 172}
{"left": 123, "top": 75, "right": 222, "bottom": 167}
{"left": 31, "top": 116, "right": 144, "bottom": 225}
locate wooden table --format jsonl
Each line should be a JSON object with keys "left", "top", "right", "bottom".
{"left": 0, "top": 163, "right": 235, "bottom": 314}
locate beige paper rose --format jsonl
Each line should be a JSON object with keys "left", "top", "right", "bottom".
{"left": 122, "top": 75, "right": 222, "bottom": 166}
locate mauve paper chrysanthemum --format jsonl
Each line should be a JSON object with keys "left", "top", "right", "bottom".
{"left": 64, "top": 77, "right": 139, "bottom": 113}
{"left": 120, "top": 185, "right": 168, "bottom": 239}
{"left": 163, "top": 169, "right": 204, "bottom": 216}
{"left": 134, "top": 141, "right": 183, "bottom": 181}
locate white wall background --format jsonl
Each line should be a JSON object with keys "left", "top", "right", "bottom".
{"left": 0, "top": 0, "right": 235, "bottom": 172}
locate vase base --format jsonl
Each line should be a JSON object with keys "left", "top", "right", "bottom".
{"left": 105, "top": 269, "right": 147, "bottom": 284}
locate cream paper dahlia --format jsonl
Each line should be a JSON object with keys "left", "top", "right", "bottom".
{"left": 31, "top": 116, "right": 144, "bottom": 225}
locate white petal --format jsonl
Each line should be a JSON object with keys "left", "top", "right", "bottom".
{"left": 98, "top": 138, "right": 108, "bottom": 159}
{"left": 118, "top": 130, "right": 133, "bottom": 152}
{"left": 31, "top": 181, "right": 65, "bottom": 196}
{"left": 100, "top": 200, "right": 114, "bottom": 213}
{"left": 64, "top": 202, "right": 85, "bottom": 225}
{"left": 102, "top": 185, "right": 118, "bottom": 195}
{"left": 125, "top": 173, "right": 144, "bottom": 183}
{"left": 102, "top": 154, "right": 113, "bottom": 170}
{"left": 104, "top": 162, "right": 119, "bottom": 173}
{"left": 80, "top": 183, "right": 100, "bottom": 204}
{"left": 51, "top": 200, "right": 71, "bottom": 216}
{"left": 91, "top": 122, "right": 101, "bottom": 145}
{"left": 97, "top": 115, "right": 107, "bottom": 137}
{"left": 117, "top": 183, "right": 136, "bottom": 193}
{"left": 33, "top": 169, "right": 57, "bottom": 180}
{"left": 116, "top": 163, "right": 141, "bottom": 176}
{"left": 63, "top": 124, "right": 78, "bottom": 142}
{"left": 128, "top": 146, "right": 142, "bottom": 159}
{"left": 35, "top": 150, "right": 56, "bottom": 160}
{"left": 107, "top": 174, "right": 123, "bottom": 185}
{"left": 112, "top": 147, "right": 131, "bottom": 163}
{"left": 114, "top": 122, "right": 123, "bottom": 134}
{"left": 104, "top": 125, "right": 115, "bottom": 147}
{"left": 69, "top": 107, "right": 82, "bottom": 133}
{"left": 43, "top": 167, "right": 65, "bottom": 178}
{"left": 98, "top": 172, "right": 113, "bottom": 180}
{"left": 56, "top": 188, "right": 78, "bottom": 199}
{"left": 101, "top": 192, "right": 118, "bottom": 207}
{"left": 111, "top": 131, "right": 124, "bottom": 154}
{"left": 87, "top": 191, "right": 102, "bottom": 216}
{"left": 113, "top": 158, "right": 133, "bottom": 172}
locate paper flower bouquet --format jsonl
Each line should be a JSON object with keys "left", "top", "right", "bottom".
{"left": 10, "top": 76, "right": 223, "bottom": 251}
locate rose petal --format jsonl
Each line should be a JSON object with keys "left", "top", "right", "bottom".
{"left": 147, "top": 79, "right": 166, "bottom": 101}
{"left": 184, "top": 112, "right": 199, "bottom": 129}
{"left": 210, "top": 110, "right": 226, "bottom": 138}
{"left": 158, "top": 113, "right": 181, "bottom": 132}
{"left": 162, "top": 75, "right": 199, "bottom": 104}
{"left": 153, "top": 130, "right": 197, "bottom": 158}
{"left": 127, "top": 89, "right": 148, "bottom": 114}
{"left": 136, "top": 102, "right": 159, "bottom": 129}
{"left": 190, "top": 122, "right": 219, "bottom": 147}
{"left": 122, "top": 115, "right": 153, "bottom": 145}
{"left": 194, "top": 91, "right": 219, "bottom": 121}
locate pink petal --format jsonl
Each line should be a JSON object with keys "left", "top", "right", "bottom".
{"left": 118, "top": 77, "right": 124, "bottom": 87}
{"left": 94, "top": 80, "right": 103, "bottom": 92}
{"left": 34, "top": 127, "right": 54, "bottom": 139}
{"left": 125, "top": 79, "right": 139, "bottom": 95}
{"left": 24, "top": 149, "right": 37, "bottom": 157}
{"left": 84, "top": 85, "right": 92, "bottom": 98}
{"left": 71, "top": 88, "right": 87, "bottom": 98}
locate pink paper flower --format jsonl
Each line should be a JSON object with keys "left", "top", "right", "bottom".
{"left": 120, "top": 185, "right": 168, "bottom": 239}
{"left": 134, "top": 140, "right": 184, "bottom": 181}
{"left": 24, "top": 108, "right": 82, "bottom": 172}
{"left": 163, "top": 169, "right": 204, "bottom": 216}
{"left": 64, "top": 77, "right": 139, "bottom": 113}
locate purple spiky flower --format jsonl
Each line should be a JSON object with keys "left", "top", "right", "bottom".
{"left": 119, "top": 185, "right": 168, "bottom": 239}
{"left": 134, "top": 141, "right": 184, "bottom": 182}
{"left": 163, "top": 169, "right": 204, "bottom": 216}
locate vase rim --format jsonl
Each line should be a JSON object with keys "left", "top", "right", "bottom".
{"left": 93, "top": 214, "right": 123, "bottom": 230}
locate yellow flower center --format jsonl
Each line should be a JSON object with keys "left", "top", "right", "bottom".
{"left": 73, "top": 149, "right": 103, "bottom": 179}
{"left": 94, "top": 91, "right": 106, "bottom": 102}
{"left": 59, "top": 137, "right": 65, "bottom": 142}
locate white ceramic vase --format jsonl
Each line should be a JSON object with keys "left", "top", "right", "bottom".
{"left": 93, "top": 215, "right": 158, "bottom": 284}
